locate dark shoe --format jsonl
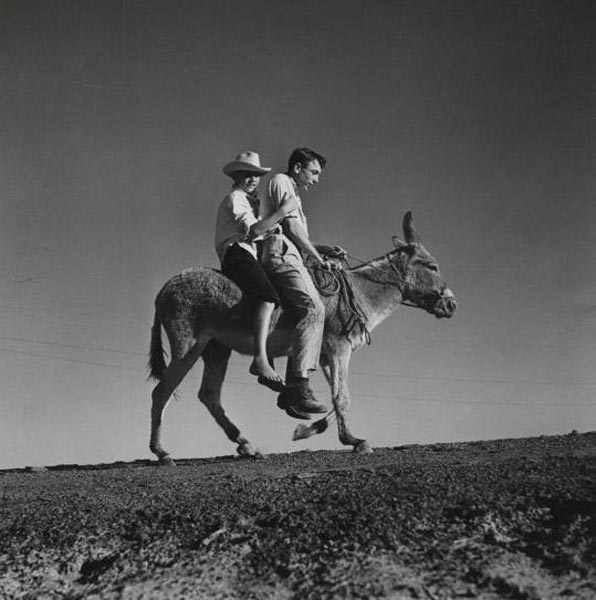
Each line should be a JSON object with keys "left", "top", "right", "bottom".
{"left": 277, "top": 382, "right": 328, "bottom": 420}
{"left": 277, "top": 395, "right": 312, "bottom": 420}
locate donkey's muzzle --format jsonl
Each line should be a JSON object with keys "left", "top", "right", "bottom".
{"left": 433, "top": 289, "right": 457, "bottom": 319}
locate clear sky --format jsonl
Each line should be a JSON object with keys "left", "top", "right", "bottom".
{"left": 1, "top": 0, "right": 594, "bottom": 469}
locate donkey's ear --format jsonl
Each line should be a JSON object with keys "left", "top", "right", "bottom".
{"left": 403, "top": 211, "right": 421, "bottom": 245}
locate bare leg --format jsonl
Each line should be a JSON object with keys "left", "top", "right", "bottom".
{"left": 249, "top": 301, "right": 283, "bottom": 390}
{"left": 200, "top": 341, "right": 262, "bottom": 458}
{"left": 150, "top": 339, "right": 206, "bottom": 466}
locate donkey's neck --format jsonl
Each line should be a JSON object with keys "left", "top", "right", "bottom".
{"left": 350, "top": 254, "right": 405, "bottom": 331}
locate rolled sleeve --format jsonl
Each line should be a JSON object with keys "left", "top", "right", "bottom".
{"left": 266, "top": 174, "right": 300, "bottom": 219}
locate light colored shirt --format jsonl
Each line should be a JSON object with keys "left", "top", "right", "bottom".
{"left": 260, "top": 173, "right": 308, "bottom": 258}
{"left": 214, "top": 188, "right": 259, "bottom": 263}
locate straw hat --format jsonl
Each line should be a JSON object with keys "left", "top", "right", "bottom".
{"left": 222, "top": 151, "right": 271, "bottom": 177}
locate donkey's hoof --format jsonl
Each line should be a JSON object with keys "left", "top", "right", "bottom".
{"left": 236, "top": 442, "right": 263, "bottom": 459}
{"left": 293, "top": 423, "right": 314, "bottom": 441}
{"left": 159, "top": 455, "right": 176, "bottom": 467}
{"left": 353, "top": 440, "right": 373, "bottom": 454}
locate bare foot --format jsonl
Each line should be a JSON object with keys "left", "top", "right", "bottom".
{"left": 249, "top": 359, "right": 285, "bottom": 392}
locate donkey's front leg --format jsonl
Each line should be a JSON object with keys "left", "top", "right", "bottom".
{"left": 326, "top": 340, "right": 372, "bottom": 454}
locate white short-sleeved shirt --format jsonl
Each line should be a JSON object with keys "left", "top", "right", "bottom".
{"left": 214, "top": 188, "right": 259, "bottom": 263}
{"left": 260, "top": 173, "right": 308, "bottom": 257}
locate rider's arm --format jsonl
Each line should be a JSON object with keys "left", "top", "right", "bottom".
{"left": 227, "top": 192, "right": 258, "bottom": 238}
{"left": 261, "top": 174, "right": 332, "bottom": 267}
{"left": 282, "top": 217, "right": 326, "bottom": 264}
{"left": 249, "top": 194, "right": 297, "bottom": 237}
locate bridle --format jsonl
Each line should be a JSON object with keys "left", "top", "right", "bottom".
{"left": 309, "top": 247, "right": 451, "bottom": 345}
{"left": 343, "top": 251, "right": 444, "bottom": 312}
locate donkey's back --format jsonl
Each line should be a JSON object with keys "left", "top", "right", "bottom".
{"left": 155, "top": 267, "right": 248, "bottom": 320}
{"left": 149, "top": 267, "right": 296, "bottom": 381}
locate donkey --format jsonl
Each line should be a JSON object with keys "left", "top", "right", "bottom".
{"left": 148, "top": 212, "right": 456, "bottom": 465}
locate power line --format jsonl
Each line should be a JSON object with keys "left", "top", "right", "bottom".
{"left": 1, "top": 336, "right": 595, "bottom": 389}
{"left": 0, "top": 334, "right": 146, "bottom": 357}
{"left": 349, "top": 369, "right": 596, "bottom": 388}
{"left": 0, "top": 346, "right": 594, "bottom": 409}
{"left": 347, "top": 390, "right": 595, "bottom": 408}
{"left": 0, "top": 304, "right": 150, "bottom": 326}
{"left": 0, "top": 346, "right": 258, "bottom": 388}
{"left": 0, "top": 346, "right": 146, "bottom": 374}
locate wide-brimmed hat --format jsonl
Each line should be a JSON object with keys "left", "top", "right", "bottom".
{"left": 223, "top": 151, "right": 271, "bottom": 177}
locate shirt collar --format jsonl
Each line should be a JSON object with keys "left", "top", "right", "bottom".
{"left": 285, "top": 172, "right": 299, "bottom": 192}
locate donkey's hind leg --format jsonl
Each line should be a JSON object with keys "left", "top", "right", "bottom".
{"left": 150, "top": 338, "right": 206, "bottom": 466}
{"left": 199, "top": 340, "right": 262, "bottom": 459}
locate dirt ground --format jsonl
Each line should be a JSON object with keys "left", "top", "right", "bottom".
{"left": 1, "top": 432, "right": 595, "bottom": 599}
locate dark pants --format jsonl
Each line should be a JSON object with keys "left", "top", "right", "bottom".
{"left": 222, "top": 244, "right": 281, "bottom": 306}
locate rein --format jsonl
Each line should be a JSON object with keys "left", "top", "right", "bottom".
{"left": 309, "top": 247, "right": 445, "bottom": 344}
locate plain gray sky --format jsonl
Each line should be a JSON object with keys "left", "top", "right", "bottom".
{"left": 1, "top": 0, "right": 594, "bottom": 469}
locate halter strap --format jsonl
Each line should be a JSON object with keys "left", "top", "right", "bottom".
{"left": 344, "top": 251, "right": 442, "bottom": 311}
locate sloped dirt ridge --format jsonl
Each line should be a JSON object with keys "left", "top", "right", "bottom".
{"left": 1, "top": 432, "right": 595, "bottom": 599}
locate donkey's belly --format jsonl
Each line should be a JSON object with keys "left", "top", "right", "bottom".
{"left": 213, "top": 326, "right": 293, "bottom": 358}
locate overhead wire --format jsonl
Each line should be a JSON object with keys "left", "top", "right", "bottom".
{"left": 0, "top": 329, "right": 595, "bottom": 388}
{"left": 0, "top": 338, "right": 594, "bottom": 389}
{"left": 0, "top": 344, "right": 594, "bottom": 408}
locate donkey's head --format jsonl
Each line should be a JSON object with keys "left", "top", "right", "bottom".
{"left": 389, "top": 212, "right": 457, "bottom": 319}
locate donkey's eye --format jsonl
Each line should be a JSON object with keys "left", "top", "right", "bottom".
{"left": 428, "top": 264, "right": 439, "bottom": 272}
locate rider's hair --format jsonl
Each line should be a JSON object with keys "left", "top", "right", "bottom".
{"left": 287, "top": 147, "right": 327, "bottom": 173}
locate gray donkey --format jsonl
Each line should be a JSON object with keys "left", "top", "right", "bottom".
{"left": 148, "top": 212, "right": 456, "bottom": 465}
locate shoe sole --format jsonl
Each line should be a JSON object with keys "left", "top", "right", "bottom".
{"left": 277, "top": 398, "right": 312, "bottom": 420}
{"left": 278, "top": 398, "right": 329, "bottom": 419}
{"left": 284, "top": 406, "right": 313, "bottom": 420}
{"left": 257, "top": 376, "right": 286, "bottom": 393}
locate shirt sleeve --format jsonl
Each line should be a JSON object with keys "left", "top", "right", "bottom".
{"left": 229, "top": 192, "right": 258, "bottom": 238}
{"left": 266, "top": 174, "right": 300, "bottom": 219}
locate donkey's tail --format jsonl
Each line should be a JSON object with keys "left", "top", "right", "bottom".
{"left": 148, "top": 310, "right": 168, "bottom": 381}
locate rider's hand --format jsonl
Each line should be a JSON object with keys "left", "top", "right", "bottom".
{"left": 318, "top": 244, "right": 346, "bottom": 260}
{"left": 320, "top": 259, "right": 342, "bottom": 271}
{"left": 329, "top": 245, "right": 347, "bottom": 260}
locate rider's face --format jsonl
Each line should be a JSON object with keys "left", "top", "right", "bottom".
{"left": 293, "top": 159, "right": 322, "bottom": 191}
{"left": 233, "top": 171, "right": 261, "bottom": 194}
